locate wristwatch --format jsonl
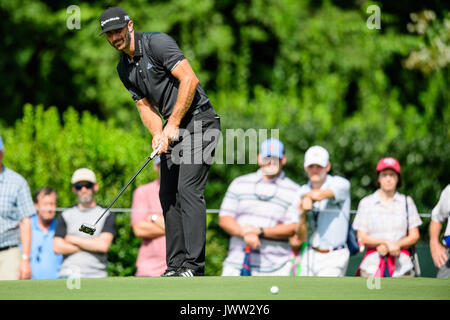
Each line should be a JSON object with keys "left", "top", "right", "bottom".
{"left": 21, "top": 254, "right": 30, "bottom": 261}
{"left": 258, "top": 227, "right": 264, "bottom": 238}
{"left": 151, "top": 214, "right": 158, "bottom": 222}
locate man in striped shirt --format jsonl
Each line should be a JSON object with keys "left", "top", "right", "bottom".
{"left": 219, "top": 138, "right": 302, "bottom": 276}
{"left": 0, "top": 136, "right": 35, "bottom": 280}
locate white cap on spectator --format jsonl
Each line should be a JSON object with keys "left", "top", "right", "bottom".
{"left": 71, "top": 168, "right": 97, "bottom": 184}
{"left": 304, "top": 145, "right": 329, "bottom": 168}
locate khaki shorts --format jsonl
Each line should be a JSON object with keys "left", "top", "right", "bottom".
{"left": 0, "top": 246, "right": 21, "bottom": 280}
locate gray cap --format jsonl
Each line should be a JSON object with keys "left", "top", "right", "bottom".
{"left": 71, "top": 168, "right": 97, "bottom": 184}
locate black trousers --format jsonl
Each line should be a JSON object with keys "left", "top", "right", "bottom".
{"left": 159, "top": 106, "right": 221, "bottom": 273}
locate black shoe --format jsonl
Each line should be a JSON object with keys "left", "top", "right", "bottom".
{"left": 161, "top": 268, "right": 180, "bottom": 277}
{"left": 176, "top": 267, "right": 204, "bottom": 277}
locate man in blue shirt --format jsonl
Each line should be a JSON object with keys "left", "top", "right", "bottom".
{"left": 296, "top": 145, "right": 351, "bottom": 276}
{"left": 30, "top": 187, "right": 62, "bottom": 279}
{"left": 0, "top": 136, "right": 35, "bottom": 280}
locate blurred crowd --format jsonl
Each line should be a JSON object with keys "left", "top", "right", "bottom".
{"left": 0, "top": 135, "right": 448, "bottom": 280}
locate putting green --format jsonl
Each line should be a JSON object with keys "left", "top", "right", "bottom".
{"left": 0, "top": 276, "right": 448, "bottom": 300}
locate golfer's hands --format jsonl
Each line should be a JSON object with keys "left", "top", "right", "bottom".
{"left": 18, "top": 259, "right": 31, "bottom": 280}
{"left": 152, "top": 133, "right": 169, "bottom": 154}
{"left": 430, "top": 241, "right": 449, "bottom": 268}
{"left": 385, "top": 240, "right": 401, "bottom": 257}
{"left": 162, "top": 123, "right": 180, "bottom": 145}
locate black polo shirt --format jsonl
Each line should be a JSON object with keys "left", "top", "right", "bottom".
{"left": 117, "top": 31, "right": 210, "bottom": 120}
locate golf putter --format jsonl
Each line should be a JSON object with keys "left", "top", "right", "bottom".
{"left": 79, "top": 145, "right": 162, "bottom": 235}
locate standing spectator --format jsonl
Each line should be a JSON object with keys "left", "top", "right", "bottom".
{"left": 53, "top": 168, "right": 116, "bottom": 278}
{"left": 353, "top": 157, "right": 422, "bottom": 277}
{"left": 295, "top": 145, "right": 351, "bottom": 277}
{"left": 0, "top": 136, "right": 34, "bottom": 280}
{"left": 219, "top": 138, "right": 301, "bottom": 276}
{"left": 30, "top": 187, "right": 63, "bottom": 279}
{"left": 131, "top": 156, "right": 167, "bottom": 277}
{"left": 429, "top": 184, "right": 450, "bottom": 278}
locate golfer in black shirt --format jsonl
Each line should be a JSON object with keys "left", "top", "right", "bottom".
{"left": 99, "top": 7, "right": 221, "bottom": 276}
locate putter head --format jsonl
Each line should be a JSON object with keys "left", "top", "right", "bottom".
{"left": 79, "top": 223, "right": 96, "bottom": 235}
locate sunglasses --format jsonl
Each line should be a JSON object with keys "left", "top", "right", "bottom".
{"left": 74, "top": 182, "right": 94, "bottom": 190}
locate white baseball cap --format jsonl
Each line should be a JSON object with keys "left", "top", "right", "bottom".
{"left": 71, "top": 168, "right": 97, "bottom": 184}
{"left": 304, "top": 145, "right": 329, "bottom": 168}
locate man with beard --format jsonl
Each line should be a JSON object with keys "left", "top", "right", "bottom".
{"left": 99, "top": 7, "right": 221, "bottom": 277}
{"left": 30, "top": 187, "right": 63, "bottom": 279}
{"left": 219, "top": 139, "right": 302, "bottom": 276}
{"left": 53, "top": 168, "right": 116, "bottom": 278}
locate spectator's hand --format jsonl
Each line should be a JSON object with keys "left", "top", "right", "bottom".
{"left": 300, "top": 196, "right": 313, "bottom": 211}
{"left": 240, "top": 225, "right": 259, "bottom": 237}
{"left": 18, "top": 260, "right": 31, "bottom": 280}
{"left": 376, "top": 243, "right": 389, "bottom": 256}
{"left": 243, "top": 233, "right": 261, "bottom": 249}
{"left": 385, "top": 240, "right": 401, "bottom": 257}
{"left": 305, "top": 190, "right": 322, "bottom": 202}
{"left": 430, "top": 241, "right": 448, "bottom": 268}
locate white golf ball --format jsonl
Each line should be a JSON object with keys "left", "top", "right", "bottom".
{"left": 270, "top": 286, "right": 279, "bottom": 294}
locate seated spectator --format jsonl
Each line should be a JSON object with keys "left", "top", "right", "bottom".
{"left": 131, "top": 156, "right": 167, "bottom": 277}
{"left": 353, "top": 157, "right": 422, "bottom": 277}
{"left": 219, "top": 138, "right": 301, "bottom": 276}
{"left": 53, "top": 168, "right": 116, "bottom": 278}
{"left": 295, "top": 145, "right": 351, "bottom": 277}
{"left": 30, "top": 187, "right": 63, "bottom": 279}
{"left": 429, "top": 184, "right": 450, "bottom": 278}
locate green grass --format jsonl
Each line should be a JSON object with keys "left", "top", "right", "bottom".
{"left": 1, "top": 276, "right": 449, "bottom": 300}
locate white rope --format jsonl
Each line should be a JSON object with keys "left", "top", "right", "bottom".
{"left": 42, "top": 207, "right": 431, "bottom": 218}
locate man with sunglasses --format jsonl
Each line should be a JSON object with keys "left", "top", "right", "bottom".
{"left": 219, "top": 138, "right": 302, "bottom": 276}
{"left": 54, "top": 168, "right": 116, "bottom": 278}
{"left": 30, "top": 187, "right": 62, "bottom": 279}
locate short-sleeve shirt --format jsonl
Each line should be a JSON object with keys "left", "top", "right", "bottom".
{"left": 431, "top": 184, "right": 450, "bottom": 237}
{"left": 297, "top": 174, "right": 351, "bottom": 249}
{"left": 0, "top": 166, "right": 36, "bottom": 248}
{"left": 29, "top": 214, "right": 63, "bottom": 279}
{"left": 131, "top": 179, "right": 166, "bottom": 277}
{"left": 353, "top": 190, "right": 422, "bottom": 276}
{"left": 55, "top": 205, "right": 116, "bottom": 278}
{"left": 219, "top": 170, "right": 301, "bottom": 272}
{"left": 117, "top": 31, "right": 210, "bottom": 120}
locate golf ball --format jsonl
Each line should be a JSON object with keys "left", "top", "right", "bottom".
{"left": 270, "top": 286, "right": 279, "bottom": 294}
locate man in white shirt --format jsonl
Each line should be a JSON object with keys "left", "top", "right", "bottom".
{"left": 296, "top": 145, "right": 351, "bottom": 276}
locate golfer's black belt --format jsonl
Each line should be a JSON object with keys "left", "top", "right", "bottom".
{"left": 191, "top": 103, "right": 212, "bottom": 116}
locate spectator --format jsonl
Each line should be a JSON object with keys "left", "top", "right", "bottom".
{"left": 353, "top": 157, "right": 422, "bottom": 277}
{"left": 0, "top": 136, "right": 34, "bottom": 280}
{"left": 295, "top": 145, "right": 351, "bottom": 276}
{"left": 429, "top": 184, "right": 450, "bottom": 278}
{"left": 131, "top": 156, "right": 167, "bottom": 277}
{"left": 219, "top": 138, "right": 301, "bottom": 276}
{"left": 30, "top": 187, "right": 63, "bottom": 279}
{"left": 53, "top": 168, "right": 116, "bottom": 278}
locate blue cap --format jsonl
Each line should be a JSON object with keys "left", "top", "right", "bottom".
{"left": 260, "top": 138, "right": 284, "bottom": 159}
{"left": 153, "top": 155, "right": 161, "bottom": 165}
{"left": 0, "top": 136, "right": 3, "bottom": 151}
